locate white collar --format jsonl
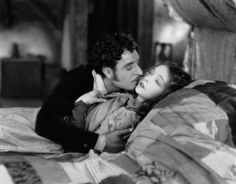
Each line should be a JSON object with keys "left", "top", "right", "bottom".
{"left": 92, "top": 70, "right": 107, "bottom": 94}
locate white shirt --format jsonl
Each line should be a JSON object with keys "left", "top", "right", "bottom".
{"left": 92, "top": 70, "right": 107, "bottom": 94}
{"left": 92, "top": 70, "right": 107, "bottom": 152}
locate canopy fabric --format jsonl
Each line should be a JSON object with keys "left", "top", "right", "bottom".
{"left": 184, "top": 27, "right": 236, "bottom": 83}
{"left": 167, "top": 0, "right": 236, "bottom": 32}
{"left": 167, "top": 0, "right": 236, "bottom": 83}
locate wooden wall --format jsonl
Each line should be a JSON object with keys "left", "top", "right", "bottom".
{"left": 68, "top": 0, "right": 154, "bottom": 70}
{"left": 137, "top": 0, "right": 154, "bottom": 70}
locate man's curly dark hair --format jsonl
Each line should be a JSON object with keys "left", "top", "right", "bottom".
{"left": 89, "top": 33, "right": 138, "bottom": 77}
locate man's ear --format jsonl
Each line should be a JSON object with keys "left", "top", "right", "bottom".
{"left": 102, "top": 67, "right": 114, "bottom": 79}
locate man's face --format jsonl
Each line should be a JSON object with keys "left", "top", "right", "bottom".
{"left": 112, "top": 50, "right": 143, "bottom": 91}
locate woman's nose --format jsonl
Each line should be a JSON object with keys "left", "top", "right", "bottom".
{"left": 142, "top": 77, "right": 148, "bottom": 83}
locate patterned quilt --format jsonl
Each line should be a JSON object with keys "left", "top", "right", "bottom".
{"left": 126, "top": 80, "right": 236, "bottom": 184}
{"left": 1, "top": 80, "right": 236, "bottom": 183}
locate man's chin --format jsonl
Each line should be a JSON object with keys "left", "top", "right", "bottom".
{"left": 125, "top": 85, "right": 136, "bottom": 91}
{"left": 113, "top": 81, "right": 136, "bottom": 91}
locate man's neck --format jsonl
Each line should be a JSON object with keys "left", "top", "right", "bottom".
{"left": 103, "top": 78, "right": 120, "bottom": 93}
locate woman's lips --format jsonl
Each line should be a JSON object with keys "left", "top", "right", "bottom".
{"left": 139, "top": 81, "right": 145, "bottom": 88}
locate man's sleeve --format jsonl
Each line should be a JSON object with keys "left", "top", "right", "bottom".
{"left": 70, "top": 100, "right": 90, "bottom": 129}
{"left": 35, "top": 66, "right": 98, "bottom": 153}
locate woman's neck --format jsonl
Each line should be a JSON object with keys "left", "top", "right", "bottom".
{"left": 136, "top": 95, "right": 144, "bottom": 103}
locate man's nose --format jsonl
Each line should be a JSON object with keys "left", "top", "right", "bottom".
{"left": 135, "top": 65, "right": 143, "bottom": 75}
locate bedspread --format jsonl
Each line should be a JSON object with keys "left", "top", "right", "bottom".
{"left": 126, "top": 83, "right": 236, "bottom": 184}
{"left": 0, "top": 107, "right": 63, "bottom": 154}
{"left": 1, "top": 80, "right": 236, "bottom": 183}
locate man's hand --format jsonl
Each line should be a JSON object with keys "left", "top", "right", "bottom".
{"left": 75, "top": 90, "right": 107, "bottom": 104}
{"left": 104, "top": 129, "right": 131, "bottom": 153}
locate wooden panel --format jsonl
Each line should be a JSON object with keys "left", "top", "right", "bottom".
{"left": 1, "top": 58, "right": 43, "bottom": 98}
{"left": 69, "top": 0, "right": 88, "bottom": 67}
{"left": 117, "top": 0, "right": 138, "bottom": 39}
{"left": 137, "top": 0, "right": 154, "bottom": 70}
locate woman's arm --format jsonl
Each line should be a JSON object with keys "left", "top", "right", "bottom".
{"left": 70, "top": 90, "right": 107, "bottom": 129}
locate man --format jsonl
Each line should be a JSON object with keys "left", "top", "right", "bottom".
{"left": 35, "top": 33, "right": 143, "bottom": 153}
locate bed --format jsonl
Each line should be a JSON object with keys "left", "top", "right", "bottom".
{"left": 1, "top": 79, "right": 236, "bottom": 184}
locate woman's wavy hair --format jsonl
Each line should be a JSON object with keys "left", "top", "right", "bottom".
{"left": 137, "top": 61, "right": 192, "bottom": 119}
{"left": 89, "top": 33, "right": 138, "bottom": 77}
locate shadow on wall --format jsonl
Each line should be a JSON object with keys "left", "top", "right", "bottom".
{"left": 0, "top": 22, "right": 58, "bottom": 63}
{"left": 0, "top": 22, "right": 64, "bottom": 100}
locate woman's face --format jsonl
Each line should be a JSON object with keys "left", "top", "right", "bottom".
{"left": 135, "top": 65, "right": 171, "bottom": 102}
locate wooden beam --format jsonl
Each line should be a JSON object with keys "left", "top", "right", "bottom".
{"left": 5, "top": 0, "right": 13, "bottom": 27}
{"left": 69, "top": 0, "right": 88, "bottom": 67}
{"left": 137, "top": 0, "right": 154, "bottom": 70}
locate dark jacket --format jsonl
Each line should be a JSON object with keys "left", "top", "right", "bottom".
{"left": 35, "top": 65, "right": 99, "bottom": 153}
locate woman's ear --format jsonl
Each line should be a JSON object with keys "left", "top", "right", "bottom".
{"left": 102, "top": 67, "right": 114, "bottom": 79}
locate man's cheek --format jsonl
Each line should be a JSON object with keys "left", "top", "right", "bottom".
{"left": 129, "top": 82, "right": 136, "bottom": 90}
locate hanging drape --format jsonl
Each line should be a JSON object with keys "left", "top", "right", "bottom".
{"left": 167, "top": 0, "right": 236, "bottom": 83}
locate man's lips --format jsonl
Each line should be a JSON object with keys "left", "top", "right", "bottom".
{"left": 133, "top": 75, "right": 143, "bottom": 83}
{"left": 132, "top": 78, "right": 139, "bottom": 83}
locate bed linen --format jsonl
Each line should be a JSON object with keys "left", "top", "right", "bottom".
{"left": 0, "top": 80, "right": 236, "bottom": 183}
{"left": 0, "top": 107, "right": 63, "bottom": 154}
{"left": 126, "top": 80, "right": 236, "bottom": 183}
{"left": 0, "top": 150, "right": 212, "bottom": 184}
{"left": 0, "top": 151, "right": 131, "bottom": 184}
{"left": 0, "top": 104, "right": 188, "bottom": 184}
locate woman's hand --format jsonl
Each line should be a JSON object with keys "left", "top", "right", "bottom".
{"left": 75, "top": 90, "right": 107, "bottom": 104}
{"left": 104, "top": 128, "right": 132, "bottom": 153}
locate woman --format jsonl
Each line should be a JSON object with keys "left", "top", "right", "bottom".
{"left": 68, "top": 62, "right": 192, "bottom": 135}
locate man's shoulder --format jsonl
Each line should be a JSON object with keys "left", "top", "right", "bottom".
{"left": 56, "top": 64, "right": 94, "bottom": 88}
{"left": 66, "top": 64, "right": 93, "bottom": 75}
{"left": 48, "top": 65, "right": 94, "bottom": 99}
{"left": 60, "top": 65, "right": 93, "bottom": 81}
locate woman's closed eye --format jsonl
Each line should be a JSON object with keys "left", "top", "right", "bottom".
{"left": 155, "top": 79, "right": 161, "bottom": 86}
{"left": 146, "top": 69, "right": 155, "bottom": 76}
{"left": 156, "top": 75, "right": 165, "bottom": 87}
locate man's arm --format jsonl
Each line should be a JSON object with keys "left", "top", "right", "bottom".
{"left": 35, "top": 65, "right": 131, "bottom": 153}
{"left": 35, "top": 66, "right": 98, "bottom": 153}
{"left": 69, "top": 100, "right": 90, "bottom": 129}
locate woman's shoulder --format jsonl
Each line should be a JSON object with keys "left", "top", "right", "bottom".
{"left": 87, "top": 92, "right": 136, "bottom": 118}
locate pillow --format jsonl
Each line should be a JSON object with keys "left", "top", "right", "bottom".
{"left": 0, "top": 107, "right": 63, "bottom": 154}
